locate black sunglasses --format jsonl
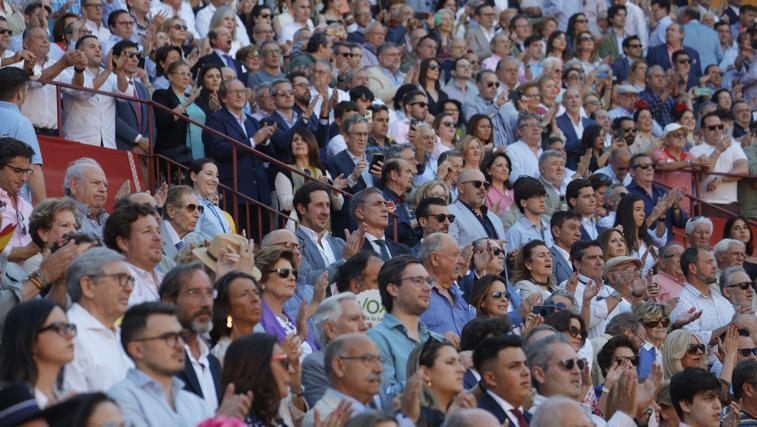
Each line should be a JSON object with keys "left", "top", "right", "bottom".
{"left": 643, "top": 317, "right": 671, "bottom": 329}
{"left": 727, "top": 281, "right": 756, "bottom": 291}
{"left": 556, "top": 358, "right": 586, "bottom": 371}
{"left": 467, "top": 180, "right": 491, "bottom": 189}
{"left": 491, "top": 290, "right": 510, "bottom": 300}
{"left": 687, "top": 343, "right": 706, "bottom": 355}
{"left": 427, "top": 213, "right": 456, "bottom": 223}
{"left": 184, "top": 203, "right": 205, "bottom": 213}
{"left": 739, "top": 348, "right": 757, "bottom": 357}
{"left": 268, "top": 267, "right": 298, "bottom": 279}
{"left": 614, "top": 356, "right": 639, "bottom": 366}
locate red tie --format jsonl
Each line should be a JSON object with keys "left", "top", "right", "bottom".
{"left": 131, "top": 100, "right": 142, "bottom": 131}
{"left": 511, "top": 408, "right": 529, "bottom": 427}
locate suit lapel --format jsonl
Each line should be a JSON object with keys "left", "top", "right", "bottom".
{"left": 456, "top": 202, "right": 486, "bottom": 236}
{"left": 180, "top": 349, "right": 204, "bottom": 398}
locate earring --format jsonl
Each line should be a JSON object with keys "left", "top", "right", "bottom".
{"left": 226, "top": 315, "right": 233, "bottom": 329}
{"left": 427, "top": 380, "right": 432, "bottom": 387}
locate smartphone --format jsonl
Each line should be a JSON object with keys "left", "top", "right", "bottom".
{"left": 616, "top": 126, "right": 625, "bottom": 141}
{"left": 693, "top": 87, "right": 713, "bottom": 97}
{"left": 414, "top": 12, "right": 430, "bottom": 20}
{"left": 364, "top": 109, "right": 373, "bottom": 123}
{"left": 260, "top": 118, "right": 275, "bottom": 127}
{"left": 370, "top": 153, "right": 384, "bottom": 171}
{"left": 410, "top": 118, "right": 417, "bottom": 131}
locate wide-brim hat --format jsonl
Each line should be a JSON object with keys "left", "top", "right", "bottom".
{"left": 193, "top": 233, "right": 262, "bottom": 281}
{"left": 604, "top": 256, "right": 643, "bottom": 275}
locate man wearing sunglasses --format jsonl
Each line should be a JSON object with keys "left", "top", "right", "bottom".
{"left": 689, "top": 112, "right": 747, "bottom": 217}
{"left": 112, "top": 39, "right": 154, "bottom": 153}
{"left": 160, "top": 185, "right": 204, "bottom": 271}
{"left": 414, "top": 197, "right": 453, "bottom": 251}
{"left": 463, "top": 69, "right": 515, "bottom": 148}
{"left": 448, "top": 169, "right": 506, "bottom": 247}
{"left": 388, "top": 90, "right": 428, "bottom": 145}
{"left": 720, "top": 265, "right": 755, "bottom": 315}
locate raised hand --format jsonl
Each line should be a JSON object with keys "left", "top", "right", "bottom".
{"left": 342, "top": 224, "right": 366, "bottom": 259}
{"left": 216, "top": 383, "right": 253, "bottom": 418}
{"left": 400, "top": 373, "right": 423, "bottom": 423}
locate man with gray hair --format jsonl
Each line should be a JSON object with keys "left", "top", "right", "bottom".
{"left": 302, "top": 293, "right": 368, "bottom": 406}
{"left": 719, "top": 266, "right": 754, "bottom": 314}
{"left": 463, "top": 69, "right": 515, "bottom": 148}
{"left": 685, "top": 216, "right": 714, "bottom": 249}
{"left": 64, "top": 247, "right": 134, "bottom": 392}
{"left": 530, "top": 395, "right": 594, "bottom": 427}
{"left": 539, "top": 150, "right": 568, "bottom": 217}
{"left": 506, "top": 113, "right": 544, "bottom": 182}
{"left": 64, "top": 157, "right": 109, "bottom": 241}
{"left": 302, "top": 333, "right": 384, "bottom": 427}
{"left": 593, "top": 147, "right": 632, "bottom": 186}
{"left": 714, "top": 238, "right": 746, "bottom": 272}
{"left": 640, "top": 65, "right": 675, "bottom": 128}
{"left": 351, "top": 188, "right": 412, "bottom": 260}
{"left": 418, "top": 233, "right": 474, "bottom": 341}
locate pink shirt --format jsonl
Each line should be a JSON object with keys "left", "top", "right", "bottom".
{"left": 654, "top": 270, "right": 686, "bottom": 303}
{"left": 485, "top": 186, "right": 514, "bottom": 216}
{"left": 0, "top": 187, "right": 32, "bottom": 255}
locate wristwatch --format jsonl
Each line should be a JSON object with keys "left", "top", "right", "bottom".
{"left": 609, "top": 291, "right": 623, "bottom": 301}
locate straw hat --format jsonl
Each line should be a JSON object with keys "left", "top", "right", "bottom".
{"left": 193, "top": 233, "right": 262, "bottom": 281}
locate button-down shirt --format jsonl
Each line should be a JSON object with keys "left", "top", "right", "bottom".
{"left": 442, "top": 78, "right": 479, "bottom": 105}
{"left": 17, "top": 59, "right": 59, "bottom": 130}
{"left": 654, "top": 270, "right": 686, "bottom": 303}
{"left": 588, "top": 284, "right": 633, "bottom": 339}
{"left": 184, "top": 340, "right": 219, "bottom": 411}
{"left": 366, "top": 313, "right": 441, "bottom": 396}
{"left": 0, "top": 100, "right": 44, "bottom": 203}
{"left": 381, "top": 66, "right": 406, "bottom": 86}
{"left": 671, "top": 283, "right": 735, "bottom": 346}
{"left": 0, "top": 188, "right": 32, "bottom": 257}
{"left": 581, "top": 216, "right": 599, "bottom": 240}
{"left": 300, "top": 225, "right": 337, "bottom": 266}
{"left": 196, "top": 197, "right": 231, "bottom": 240}
{"left": 67, "top": 196, "right": 108, "bottom": 241}
{"left": 640, "top": 88, "right": 674, "bottom": 128}
{"left": 650, "top": 15, "right": 672, "bottom": 47}
{"left": 592, "top": 165, "right": 632, "bottom": 186}
{"left": 57, "top": 66, "right": 119, "bottom": 149}
{"left": 84, "top": 19, "right": 111, "bottom": 43}
{"left": 126, "top": 263, "right": 164, "bottom": 307}
{"left": 420, "top": 283, "right": 476, "bottom": 336}
{"left": 366, "top": 233, "right": 393, "bottom": 259}
{"left": 462, "top": 95, "right": 516, "bottom": 148}
{"left": 505, "top": 140, "right": 542, "bottom": 183}
{"left": 64, "top": 303, "right": 133, "bottom": 392}
{"left": 505, "top": 215, "right": 554, "bottom": 253}
{"left": 108, "top": 368, "right": 213, "bottom": 427}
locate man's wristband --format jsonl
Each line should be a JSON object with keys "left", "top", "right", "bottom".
{"left": 74, "top": 66, "right": 85, "bottom": 73}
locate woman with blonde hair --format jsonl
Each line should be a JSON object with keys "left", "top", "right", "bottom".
{"left": 455, "top": 136, "right": 483, "bottom": 170}
{"left": 413, "top": 180, "right": 451, "bottom": 208}
{"left": 662, "top": 329, "right": 706, "bottom": 379}
{"left": 634, "top": 303, "right": 671, "bottom": 379}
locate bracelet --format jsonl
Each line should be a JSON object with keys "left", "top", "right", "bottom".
{"left": 29, "top": 271, "right": 49, "bottom": 291}
{"left": 74, "top": 66, "right": 85, "bottom": 73}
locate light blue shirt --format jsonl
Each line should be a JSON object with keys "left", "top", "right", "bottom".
{"left": 505, "top": 215, "right": 555, "bottom": 253}
{"left": 420, "top": 283, "right": 476, "bottom": 336}
{"left": 650, "top": 16, "right": 672, "bottom": 48}
{"left": 366, "top": 313, "right": 442, "bottom": 397}
{"left": 0, "top": 101, "right": 44, "bottom": 203}
{"left": 108, "top": 368, "right": 213, "bottom": 427}
{"left": 196, "top": 197, "right": 231, "bottom": 240}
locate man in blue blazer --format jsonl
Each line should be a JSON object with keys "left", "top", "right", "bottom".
{"left": 267, "top": 79, "right": 330, "bottom": 160}
{"left": 474, "top": 334, "right": 532, "bottom": 426}
{"left": 646, "top": 23, "right": 702, "bottom": 88}
{"left": 191, "top": 27, "right": 244, "bottom": 79}
{"left": 202, "top": 79, "right": 276, "bottom": 239}
{"left": 556, "top": 88, "right": 596, "bottom": 170}
{"left": 349, "top": 188, "right": 411, "bottom": 260}
{"left": 610, "top": 35, "right": 644, "bottom": 83}
{"left": 548, "top": 211, "right": 582, "bottom": 286}
{"left": 113, "top": 40, "right": 155, "bottom": 152}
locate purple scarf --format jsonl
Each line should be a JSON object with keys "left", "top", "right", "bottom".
{"left": 260, "top": 299, "right": 318, "bottom": 350}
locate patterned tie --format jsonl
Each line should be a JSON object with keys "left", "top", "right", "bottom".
{"left": 511, "top": 408, "right": 529, "bottom": 427}
{"left": 374, "top": 239, "right": 391, "bottom": 261}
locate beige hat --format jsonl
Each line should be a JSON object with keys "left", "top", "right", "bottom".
{"left": 193, "top": 233, "right": 262, "bottom": 281}
{"left": 604, "top": 255, "right": 643, "bottom": 275}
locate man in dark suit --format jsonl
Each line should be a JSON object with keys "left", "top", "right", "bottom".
{"left": 646, "top": 23, "right": 702, "bottom": 88}
{"left": 610, "top": 35, "right": 644, "bottom": 83}
{"left": 191, "top": 27, "right": 244, "bottom": 78}
{"left": 267, "top": 78, "right": 330, "bottom": 159}
{"left": 350, "top": 187, "right": 411, "bottom": 260}
{"left": 556, "top": 88, "right": 596, "bottom": 170}
{"left": 549, "top": 211, "right": 582, "bottom": 286}
{"left": 202, "top": 78, "right": 276, "bottom": 240}
{"left": 474, "top": 334, "right": 532, "bottom": 426}
{"left": 566, "top": 179, "right": 599, "bottom": 241}
{"left": 113, "top": 40, "right": 154, "bottom": 152}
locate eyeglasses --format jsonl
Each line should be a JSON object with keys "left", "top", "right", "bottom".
{"left": 272, "top": 353, "right": 290, "bottom": 368}
{"left": 183, "top": 203, "right": 205, "bottom": 213}
{"left": 268, "top": 268, "right": 298, "bottom": 279}
{"left": 38, "top": 322, "right": 77, "bottom": 338}
{"left": 276, "top": 90, "right": 294, "bottom": 97}
{"left": 706, "top": 124, "right": 725, "bottom": 131}
{"left": 687, "top": 343, "right": 706, "bottom": 354}
{"left": 555, "top": 358, "right": 585, "bottom": 371}
{"left": 467, "top": 180, "right": 491, "bottom": 189}
{"left": 0, "top": 29, "right": 12, "bottom": 35}
{"left": 184, "top": 287, "right": 217, "bottom": 300}
{"left": 491, "top": 247, "right": 503, "bottom": 256}
{"left": 410, "top": 101, "right": 428, "bottom": 108}
{"left": 490, "top": 290, "right": 510, "bottom": 300}
{"left": 132, "top": 330, "right": 187, "bottom": 347}
{"left": 643, "top": 317, "right": 671, "bottom": 328}
{"left": 575, "top": 18, "right": 588, "bottom": 23}
{"left": 726, "top": 281, "right": 755, "bottom": 290}
{"left": 441, "top": 121, "right": 456, "bottom": 128}
{"left": 340, "top": 52, "right": 355, "bottom": 57}
{"left": 566, "top": 325, "right": 586, "bottom": 340}
{"left": 628, "top": 44, "right": 642, "bottom": 48}
{"left": 738, "top": 348, "right": 757, "bottom": 357}
{"left": 227, "top": 89, "right": 247, "bottom": 97}
{"left": 677, "top": 59, "right": 690, "bottom": 64}
{"left": 486, "top": 81, "right": 500, "bottom": 88}
{"left": 399, "top": 276, "right": 434, "bottom": 287}
{"left": 272, "top": 241, "right": 302, "bottom": 251}
{"left": 614, "top": 356, "right": 639, "bottom": 366}
{"left": 4, "top": 164, "right": 33, "bottom": 176}
{"left": 124, "top": 52, "right": 142, "bottom": 59}
{"left": 338, "top": 354, "right": 385, "bottom": 365}
{"left": 634, "top": 163, "right": 654, "bottom": 170}
{"left": 427, "top": 213, "right": 455, "bottom": 223}
{"left": 171, "top": 24, "right": 188, "bottom": 30}
{"left": 89, "top": 272, "right": 135, "bottom": 289}
{"left": 428, "top": 64, "right": 439, "bottom": 70}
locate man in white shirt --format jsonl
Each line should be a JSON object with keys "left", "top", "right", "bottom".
{"left": 649, "top": 0, "right": 673, "bottom": 48}
{"left": 104, "top": 202, "right": 164, "bottom": 306}
{"left": 474, "top": 334, "right": 532, "bottom": 425}
{"left": 566, "top": 179, "right": 599, "bottom": 241}
{"left": 593, "top": 147, "right": 633, "bottom": 186}
{"left": 614, "top": 0, "right": 649, "bottom": 54}
{"left": 82, "top": 0, "right": 111, "bottom": 42}
{"left": 102, "top": 9, "right": 138, "bottom": 57}
{"left": 64, "top": 247, "right": 135, "bottom": 392}
{"left": 150, "top": 0, "right": 198, "bottom": 38}
{"left": 279, "top": 0, "right": 314, "bottom": 43}
{"left": 195, "top": 0, "right": 245, "bottom": 39}
{"left": 506, "top": 114, "right": 543, "bottom": 183}
{"left": 587, "top": 256, "right": 644, "bottom": 338}
{"left": 689, "top": 112, "right": 747, "bottom": 216}
{"left": 59, "top": 35, "right": 127, "bottom": 149}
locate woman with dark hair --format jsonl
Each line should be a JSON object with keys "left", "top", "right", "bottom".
{"left": 211, "top": 271, "right": 264, "bottom": 363}
{"left": 190, "top": 158, "right": 235, "bottom": 238}
{"left": 614, "top": 193, "right": 666, "bottom": 274}
{"left": 318, "top": 0, "right": 349, "bottom": 24}
{"left": 418, "top": 58, "right": 449, "bottom": 116}
{"left": 469, "top": 274, "right": 512, "bottom": 319}
{"left": 440, "top": 99, "right": 465, "bottom": 137}
{"left": 151, "top": 45, "right": 183, "bottom": 90}
{"left": 222, "top": 333, "right": 306, "bottom": 427}
{"left": 0, "top": 299, "right": 76, "bottom": 408}
{"left": 274, "top": 127, "right": 346, "bottom": 225}
{"left": 566, "top": 13, "right": 588, "bottom": 54}
{"left": 580, "top": 124, "right": 609, "bottom": 172}
{"left": 596, "top": 335, "right": 640, "bottom": 412}
{"left": 713, "top": 89, "right": 733, "bottom": 111}
{"left": 480, "top": 150, "right": 513, "bottom": 215}
{"left": 723, "top": 216, "right": 757, "bottom": 279}
{"left": 573, "top": 31, "right": 600, "bottom": 74}
{"left": 632, "top": 107, "right": 658, "bottom": 155}
{"left": 195, "top": 64, "right": 224, "bottom": 116}
{"left": 544, "top": 310, "right": 588, "bottom": 355}
{"left": 511, "top": 240, "right": 555, "bottom": 301}
{"left": 466, "top": 114, "right": 494, "bottom": 151}
{"left": 588, "top": 173, "right": 612, "bottom": 218}
{"left": 673, "top": 106, "right": 697, "bottom": 149}
{"left": 546, "top": 31, "right": 569, "bottom": 62}
{"left": 57, "top": 392, "right": 125, "bottom": 426}
{"left": 153, "top": 60, "right": 204, "bottom": 163}
{"left": 52, "top": 13, "right": 79, "bottom": 51}
{"left": 598, "top": 228, "right": 628, "bottom": 260}
{"left": 406, "top": 339, "right": 469, "bottom": 426}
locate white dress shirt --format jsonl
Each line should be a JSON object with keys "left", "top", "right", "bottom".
{"left": 300, "top": 225, "right": 337, "bottom": 265}
{"left": 505, "top": 140, "right": 542, "bottom": 182}
{"left": 57, "top": 67, "right": 119, "bottom": 149}
{"left": 17, "top": 58, "right": 59, "bottom": 129}
{"left": 84, "top": 19, "right": 111, "bottom": 43}
{"left": 184, "top": 340, "right": 219, "bottom": 411}
{"left": 486, "top": 390, "right": 524, "bottom": 427}
{"left": 150, "top": 2, "right": 199, "bottom": 38}
{"left": 670, "top": 283, "right": 735, "bottom": 346}
{"left": 587, "top": 285, "right": 632, "bottom": 339}
{"left": 64, "top": 303, "right": 133, "bottom": 392}
{"left": 126, "top": 262, "right": 164, "bottom": 306}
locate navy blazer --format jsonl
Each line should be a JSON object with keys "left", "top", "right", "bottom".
{"left": 202, "top": 108, "right": 273, "bottom": 203}
{"left": 192, "top": 51, "right": 245, "bottom": 82}
{"left": 646, "top": 45, "right": 702, "bottom": 89}
{"left": 556, "top": 114, "right": 596, "bottom": 170}
{"left": 478, "top": 390, "right": 532, "bottom": 425}
{"left": 361, "top": 237, "right": 411, "bottom": 259}
{"left": 324, "top": 150, "right": 370, "bottom": 237}
{"left": 267, "top": 111, "right": 330, "bottom": 160}
{"left": 550, "top": 245, "right": 573, "bottom": 286}
{"left": 115, "top": 80, "right": 155, "bottom": 151}
{"left": 611, "top": 57, "right": 632, "bottom": 83}
{"left": 176, "top": 349, "right": 222, "bottom": 403}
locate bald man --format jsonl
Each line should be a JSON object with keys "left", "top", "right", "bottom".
{"left": 448, "top": 169, "right": 506, "bottom": 246}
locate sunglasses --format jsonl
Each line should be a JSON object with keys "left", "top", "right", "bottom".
{"left": 427, "top": 213, "right": 456, "bottom": 223}
{"left": 428, "top": 64, "right": 439, "bottom": 70}
{"left": 687, "top": 343, "right": 706, "bottom": 355}
{"left": 269, "top": 267, "right": 298, "bottom": 279}
{"left": 575, "top": 18, "right": 588, "bottom": 23}
{"left": 272, "top": 353, "right": 290, "bottom": 368}
{"left": 125, "top": 52, "right": 142, "bottom": 59}
{"left": 340, "top": 52, "right": 355, "bottom": 57}
{"left": 634, "top": 163, "right": 654, "bottom": 170}
{"left": 184, "top": 203, "right": 205, "bottom": 213}
{"left": 441, "top": 121, "right": 456, "bottom": 128}
{"left": 643, "top": 317, "right": 671, "bottom": 329}
{"left": 706, "top": 124, "right": 725, "bottom": 131}
{"left": 486, "top": 81, "right": 501, "bottom": 88}
{"left": 411, "top": 101, "right": 428, "bottom": 108}
{"left": 37, "top": 321, "right": 77, "bottom": 337}
{"left": 491, "top": 290, "right": 510, "bottom": 300}
{"left": 738, "top": 348, "right": 757, "bottom": 357}
{"left": 677, "top": 59, "right": 690, "bottom": 64}
{"left": 629, "top": 44, "right": 642, "bottom": 48}
{"left": 727, "top": 281, "right": 756, "bottom": 290}
{"left": 567, "top": 325, "right": 586, "bottom": 340}
{"left": 491, "top": 247, "right": 503, "bottom": 256}
{"left": 556, "top": 358, "right": 586, "bottom": 371}
{"left": 0, "top": 29, "right": 11, "bottom": 35}
{"left": 172, "top": 24, "right": 188, "bottom": 30}
{"left": 614, "top": 356, "right": 639, "bottom": 366}
{"left": 467, "top": 180, "right": 491, "bottom": 189}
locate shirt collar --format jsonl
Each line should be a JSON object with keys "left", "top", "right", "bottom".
{"left": 365, "top": 232, "right": 386, "bottom": 242}
{"left": 70, "top": 302, "right": 114, "bottom": 331}
{"left": 486, "top": 389, "right": 519, "bottom": 415}
{"left": 163, "top": 220, "right": 181, "bottom": 244}
{"left": 0, "top": 100, "right": 19, "bottom": 112}
{"left": 128, "top": 368, "right": 187, "bottom": 398}
{"left": 553, "top": 244, "right": 570, "bottom": 261}
{"left": 183, "top": 339, "right": 210, "bottom": 364}
{"left": 300, "top": 225, "right": 328, "bottom": 243}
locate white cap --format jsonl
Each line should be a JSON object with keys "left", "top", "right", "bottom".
{"left": 663, "top": 123, "right": 684, "bottom": 137}
{"left": 617, "top": 84, "right": 641, "bottom": 94}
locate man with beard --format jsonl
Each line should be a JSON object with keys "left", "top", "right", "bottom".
{"left": 671, "top": 247, "right": 735, "bottom": 348}
{"left": 290, "top": 71, "right": 311, "bottom": 113}
{"left": 381, "top": 159, "right": 417, "bottom": 247}
{"left": 448, "top": 169, "right": 506, "bottom": 247}
{"left": 713, "top": 239, "right": 747, "bottom": 274}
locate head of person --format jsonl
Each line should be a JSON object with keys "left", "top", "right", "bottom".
{"left": 543, "top": 310, "right": 587, "bottom": 353}
{"left": 378, "top": 255, "right": 431, "bottom": 316}
{"left": 402, "top": 90, "right": 428, "bottom": 121}
{"left": 350, "top": 188, "right": 389, "bottom": 235}
{"left": 107, "top": 9, "right": 134, "bottom": 38}
{"left": 714, "top": 239, "right": 747, "bottom": 270}
{"left": 472, "top": 334, "right": 530, "bottom": 406}
{"left": 120, "top": 302, "right": 185, "bottom": 377}
{"left": 0, "top": 137, "right": 32, "bottom": 199}
{"left": 720, "top": 266, "right": 754, "bottom": 309}
{"left": 598, "top": 228, "right": 627, "bottom": 260}
{"left": 609, "top": 148, "right": 632, "bottom": 182}
{"left": 551, "top": 210, "right": 582, "bottom": 249}
{"left": 608, "top": 4, "right": 627, "bottom": 29}
{"left": 634, "top": 302, "right": 672, "bottom": 346}
{"left": 324, "top": 333, "right": 383, "bottom": 404}
{"left": 335, "top": 252, "right": 383, "bottom": 294}
{"left": 381, "top": 158, "right": 415, "bottom": 195}
{"left": 474, "top": 3, "right": 495, "bottom": 28}
{"left": 685, "top": 217, "right": 714, "bottom": 249}
{"left": 657, "top": 242, "right": 685, "bottom": 278}
{"left": 75, "top": 34, "right": 104, "bottom": 68}
{"left": 29, "top": 198, "right": 78, "bottom": 251}
{"left": 512, "top": 240, "right": 553, "bottom": 285}
{"left": 475, "top": 70, "right": 500, "bottom": 102}
{"left": 527, "top": 334, "right": 583, "bottom": 399}
{"left": 467, "top": 114, "right": 494, "bottom": 146}
{"left": 377, "top": 42, "right": 402, "bottom": 72}
{"left": 64, "top": 158, "right": 108, "bottom": 211}
{"left": 188, "top": 158, "right": 219, "bottom": 200}
{"left": 663, "top": 330, "right": 707, "bottom": 378}
{"left": 406, "top": 338, "right": 464, "bottom": 410}
{"left": 221, "top": 333, "right": 291, "bottom": 423}
{"left": 596, "top": 335, "right": 639, "bottom": 377}
{"left": 313, "top": 293, "right": 367, "bottom": 347}
{"left": 66, "top": 247, "right": 131, "bottom": 322}
{"left": 566, "top": 178, "right": 595, "bottom": 217}
{"left": 162, "top": 185, "right": 201, "bottom": 237}
{"left": 469, "top": 274, "right": 511, "bottom": 317}
{"left": 104, "top": 203, "right": 161, "bottom": 270}
{"left": 344, "top": 115, "right": 370, "bottom": 156}
{"left": 456, "top": 136, "right": 483, "bottom": 168}
{"left": 419, "top": 233, "right": 465, "bottom": 285}
{"left": 570, "top": 240, "right": 604, "bottom": 281}
{"left": 513, "top": 176, "right": 547, "bottom": 216}
{"left": 724, "top": 216, "right": 754, "bottom": 255}
{"left": 530, "top": 395, "right": 594, "bottom": 427}
{"left": 158, "top": 262, "right": 214, "bottom": 337}
{"left": 260, "top": 229, "right": 302, "bottom": 268}
{"left": 481, "top": 150, "right": 512, "bottom": 189}
{"left": 670, "top": 368, "right": 722, "bottom": 427}
{"left": 457, "top": 168, "right": 488, "bottom": 208}
{"left": 0, "top": 299, "right": 76, "bottom": 387}
{"left": 680, "top": 246, "right": 718, "bottom": 286}
{"left": 293, "top": 180, "right": 333, "bottom": 233}
{"left": 255, "top": 246, "right": 297, "bottom": 304}
{"left": 210, "top": 271, "right": 261, "bottom": 345}
{"left": 416, "top": 197, "right": 453, "bottom": 236}
{"left": 734, "top": 360, "right": 757, "bottom": 410}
